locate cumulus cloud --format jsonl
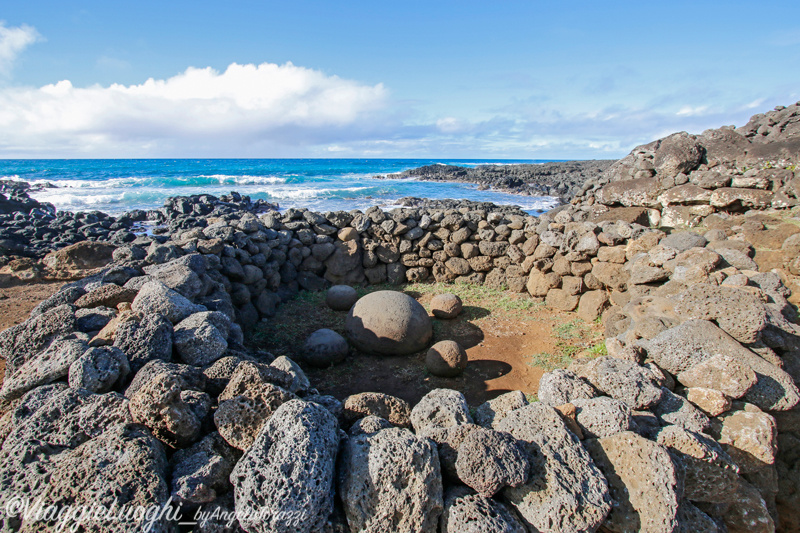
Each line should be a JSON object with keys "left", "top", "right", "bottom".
{"left": 0, "top": 22, "right": 41, "bottom": 76}
{"left": 0, "top": 62, "right": 388, "bottom": 156}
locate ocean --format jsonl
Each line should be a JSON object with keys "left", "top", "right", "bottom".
{"left": 0, "top": 159, "right": 562, "bottom": 216}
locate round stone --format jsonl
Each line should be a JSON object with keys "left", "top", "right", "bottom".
{"left": 303, "top": 328, "right": 349, "bottom": 367}
{"left": 430, "top": 293, "right": 463, "bottom": 319}
{"left": 345, "top": 291, "right": 433, "bottom": 355}
{"left": 426, "top": 340, "right": 468, "bottom": 377}
{"left": 338, "top": 228, "right": 358, "bottom": 241}
{"left": 326, "top": 285, "right": 359, "bottom": 311}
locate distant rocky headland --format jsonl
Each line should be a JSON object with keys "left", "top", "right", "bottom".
{"left": 0, "top": 101, "right": 799, "bottom": 532}
{"left": 374, "top": 160, "right": 614, "bottom": 202}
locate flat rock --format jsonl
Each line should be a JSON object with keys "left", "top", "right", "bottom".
{"left": 74, "top": 284, "right": 138, "bottom": 309}
{"left": 537, "top": 369, "right": 599, "bottom": 407}
{"left": 343, "top": 391, "right": 412, "bottom": 427}
{"left": 584, "top": 431, "right": 680, "bottom": 533}
{"left": 474, "top": 390, "right": 528, "bottom": 429}
{"left": 231, "top": 400, "right": 339, "bottom": 533}
{"left": 125, "top": 359, "right": 206, "bottom": 398}
{"left": 0, "top": 304, "right": 77, "bottom": 376}
{"left": 0, "top": 337, "right": 87, "bottom": 401}
{"left": 455, "top": 427, "right": 529, "bottom": 497}
{"left": 642, "top": 319, "right": 800, "bottom": 411}
{"left": 673, "top": 284, "right": 767, "bottom": 344}
{"left": 339, "top": 427, "right": 443, "bottom": 533}
{"left": 580, "top": 357, "right": 663, "bottom": 410}
{"left": 496, "top": 403, "right": 610, "bottom": 532}
{"left": 657, "top": 425, "right": 740, "bottom": 503}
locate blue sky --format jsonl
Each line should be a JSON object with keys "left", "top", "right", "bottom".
{"left": 1, "top": 0, "right": 798, "bottom": 158}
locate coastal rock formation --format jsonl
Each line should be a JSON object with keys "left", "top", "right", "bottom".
{"left": 0, "top": 100, "right": 799, "bottom": 532}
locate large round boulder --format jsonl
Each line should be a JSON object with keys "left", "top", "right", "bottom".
{"left": 345, "top": 291, "right": 433, "bottom": 355}
{"left": 303, "top": 328, "right": 349, "bottom": 367}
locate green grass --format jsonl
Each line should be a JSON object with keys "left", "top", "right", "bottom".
{"left": 553, "top": 319, "right": 586, "bottom": 340}
{"left": 525, "top": 351, "right": 574, "bottom": 372}
{"left": 587, "top": 341, "right": 608, "bottom": 356}
{"left": 525, "top": 393, "right": 539, "bottom": 403}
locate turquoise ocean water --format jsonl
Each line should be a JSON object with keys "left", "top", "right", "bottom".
{"left": 0, "top": 159, "right": 561, "bottom": 216}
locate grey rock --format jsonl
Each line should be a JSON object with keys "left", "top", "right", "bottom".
{"left": 580, "top": 357, "right": 663, "bottom": 410}
{"left": 676, "top": 354, "right": 758, "bottom": 399}
{"left": 325, "top": 285, "right": 358, "bottom": 312}
{"left": 76, "top": 305, "right": 116, "bottom": 332}
{"left": 68, "top": 345, "right": 130, "bottom": 393}
{"left": 455, "top": 427, "right": 529, "bottom": 497}
{"left": 143, "top": 259, "right": 204, "bottom": 300}
{"left": 303, "top": 328, "right": 348, "bottom": 367}
{"left": 572, "top": 396, "right": 634, "bottom": 438}
{"left": 474, "top": 390, "right": 528, "bottom": 429}
{"left": 652, "top": 387, "right": 711, "bottom": 433}
{"left": 673, "top": 284, "right": 767, "bottom": 344}
{"left": 131, "top": 280, "right": 206, "bottom": 324}
{"left": 126, "top": 359, "right": 207, "bottom": 398}
{"left": 411, "top": 388, "right": 473, "bottom": 434}
{"left": 496, "top": 403, "right": 610, "bottom": 532}
{"left": 345, "top": 290, "right": 432, "bottom": 355}
{"left": 659, "top": 230, "right": 707, "bottom": 251}
{"left": 270, "top": 355, "right": 311, "bottom": 394}
{"left": 174, "top": 311, "right": 231, "bottom": 366}
{"left": 113, "top": 313, "right": 174, "bottom": 372}
{"left": 676, "top": 501, "right": 722, "bottom": 533}
{"left": 231, "top": 400, "right": 339, "bottom": 533}
{"left": 440, "top": 486, "right": 527, "bottom": 533}
{"left": 537, "top": 369, "right": 599, "bottom": 407}
{"left": 0, "top": 337, "right": 87, "bottom": 401}
{"left": 0, "top": 304, "right": 77, "bottom": 376}
{"left": 584, "top": 431, "right": 680, "bottom": 533}
{"left": 339, "top": 427, "right": 443, "bottom": 533}
{"left": 419, "top": 423, "right": 481, "bottom": 480}
{"left": 0, "top": 423, "right": 170, "bottom": 533}
{"left": 642, "top": 320, "right": 800, "bottom": 411}
{"left": 2, "top": 387, "right": 132, "bottom": 451}
{"left": 29, "top": 286, "right": 84, "bottom": 317}
{"left": 170, "top": 432, "right": 241, "bottom": 506}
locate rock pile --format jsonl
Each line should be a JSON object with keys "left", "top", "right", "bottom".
{"left": 379, "top": 160, "right": 614, "bottom": 203}
{"left": 0, "top": 100, "right": 799, "bottom": 532}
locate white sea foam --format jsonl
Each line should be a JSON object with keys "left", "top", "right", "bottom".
{"left": 200, "top": 174, "right": 287, "bottom": 185}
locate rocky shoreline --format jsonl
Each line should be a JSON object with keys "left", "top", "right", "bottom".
{"left": 374, "top": 160, "right": 614, "bottom": 203}
{"left": 0, "top": 102, "right": 798, "bottom": 532}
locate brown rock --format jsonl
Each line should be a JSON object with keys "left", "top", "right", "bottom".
{"left": 426, "top": 340, "right": 468, "bottom": 377}
{"left": 343, "top": 392, "right": 412, "bottom": 427}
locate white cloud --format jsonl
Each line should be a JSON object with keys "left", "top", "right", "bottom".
{"left": 0, "top": 62, "right": 388, "bottom": 156}
{"left": 0, "top": 22, "right": 41, "bottom": 76}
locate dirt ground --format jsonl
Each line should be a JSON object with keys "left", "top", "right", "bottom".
{"left": 0, "top": 278, "right": 64, "bottom": 385}
{"left": 251, "top": 284, "right": 605, "bottom": 407}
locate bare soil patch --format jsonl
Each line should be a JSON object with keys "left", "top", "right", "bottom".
{"left": 0, "top": 278, "right": 64, "bottom": 385}
{"left": 250, "top": 283, "right": 605, "bottom": 407}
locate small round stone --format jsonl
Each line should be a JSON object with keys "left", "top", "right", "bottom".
{"left": 326, "top": 285, "right": 359, "bottom": 311}
{"left": 431, "top": 294, "right": 463, "bottom": 319}
{"left": 426, "top": 340, "right": 468, "bottom": 377}
{"left": 303, "top": 328, "right": 349, "bottom": 367}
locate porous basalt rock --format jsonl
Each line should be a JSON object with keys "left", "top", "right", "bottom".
{"left": 345, "top": 290, "right": 433, "bottom": 355}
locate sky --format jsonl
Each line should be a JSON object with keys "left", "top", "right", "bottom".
{"left": 0, "top": 0, "right": 799, "bottom": 159}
